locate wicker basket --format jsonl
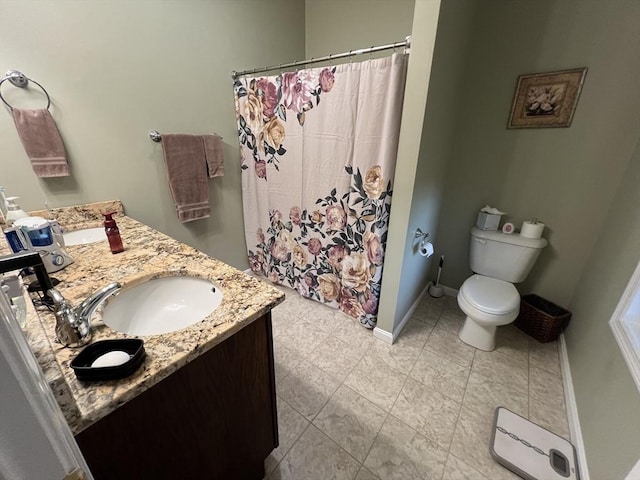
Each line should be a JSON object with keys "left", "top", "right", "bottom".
{"left": 514, "top": 294, "right": 572, "bottom": 343}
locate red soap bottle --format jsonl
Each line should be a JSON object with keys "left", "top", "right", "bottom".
{"left": 103, "top": 213, "right": 124, "bottom": 254}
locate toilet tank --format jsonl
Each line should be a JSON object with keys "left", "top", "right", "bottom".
{"left": 469, "top": 227, "right": 547, "bottom": 283}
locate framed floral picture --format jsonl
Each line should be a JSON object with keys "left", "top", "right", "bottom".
{"left": 507, "top": 68, "right": 587, "bottom": 128}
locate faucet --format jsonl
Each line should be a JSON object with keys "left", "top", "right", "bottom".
{"left": 49, "top": 282, "right": 121, "bottom": 347}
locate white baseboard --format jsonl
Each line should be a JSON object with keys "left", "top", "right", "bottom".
{"left": 424, "top": 281, "right": 458, "bottom": 299}
{"left": 559, "top": 333, "right": 589, "bottom": 480}
{"left": 372, "top": 327, "right": 394, "bottom": 344}
{"left": 439, "top": 283, "right": 458, "bottom": 297}
{"left": 374, "top": 282, "right": 459, "bottom": 344}
{"left": 391, "top": 286, "right": 428, "bottom": 341}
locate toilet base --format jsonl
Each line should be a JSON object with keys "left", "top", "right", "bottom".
{"left": 459, "top": 317, "right": 497, "bottom": 351}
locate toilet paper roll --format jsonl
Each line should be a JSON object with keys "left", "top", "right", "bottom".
{"left": 520, "top": 221, "right": 545, "bottom": 239}
{"left": 419, "top": 241, "right": 434, "bottom": 257}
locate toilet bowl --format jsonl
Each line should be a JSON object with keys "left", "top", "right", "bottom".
{"left": 457, "top": 227, "right": 547, "bottom": 351}
{"left": 457, "top": 274, "right": 520, "bottom": 351}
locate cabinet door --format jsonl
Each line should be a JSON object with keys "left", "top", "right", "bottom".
{"left": 76, "top": 313, "right": 278, "bottom": 480}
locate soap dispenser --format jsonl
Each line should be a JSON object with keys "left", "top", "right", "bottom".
{"left": 4, "top": 197, "right": 29, "bottom": 226}
{"left": 103, "top": 213, "right": 124, "bottom": 254}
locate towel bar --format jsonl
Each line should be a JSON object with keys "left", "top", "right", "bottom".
{"left": 149, "top": 130, "right": 162, "bottom": 142}
{"left": 0, "top": 70, "right": 51, "bottom": 111}
{"left": 149, "top": 130, "right": 223, "bottom": 142}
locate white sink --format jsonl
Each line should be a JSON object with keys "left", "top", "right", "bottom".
{"left": 63, "top": 228, "right": 107, "bottom": 246}
{"left": 101, "top": 276, "right": 223, "bottom": 336}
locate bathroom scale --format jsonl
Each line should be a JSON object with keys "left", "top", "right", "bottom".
{"left": 490, "top": 407, "right": 579, "bottom": 480}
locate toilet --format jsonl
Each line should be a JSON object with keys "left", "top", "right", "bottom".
{"left": 457, "top": 227, "right": 547, "bottom": 351}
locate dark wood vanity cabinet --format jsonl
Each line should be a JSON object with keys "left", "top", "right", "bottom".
{"left": 76, "top": 313, "right": 278, "bottom": 480}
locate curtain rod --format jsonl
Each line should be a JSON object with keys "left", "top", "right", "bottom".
{"left": 231, "top": 36, "right": 411, "bottom": 79}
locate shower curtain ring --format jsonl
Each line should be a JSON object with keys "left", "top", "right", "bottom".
{"left": 349, "top": 50, "right": 353, "bottom": 64}
{"left": 370, "top": 46, "right": 374, "bottom": 59}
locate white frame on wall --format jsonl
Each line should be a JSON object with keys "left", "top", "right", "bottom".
{"left": 609, "top": 259, "right": 640, "bottom": 392}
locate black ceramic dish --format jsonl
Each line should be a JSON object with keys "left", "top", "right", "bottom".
{"left": 71, "top": 339, "right": 145, "bottom": 381}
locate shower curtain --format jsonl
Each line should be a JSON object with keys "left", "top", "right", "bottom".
{"left": 234, "top": 53, "right": 408, "bottom": 328}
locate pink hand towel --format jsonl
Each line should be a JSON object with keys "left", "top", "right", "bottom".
{"left": 161, "top": 134, "right": 210, "bottom": 223}
{"left": 12, "top": 108, "right": 70, "bottom": 177}
{"left": 203, "top": 134, "right": 225, "bottom": 178}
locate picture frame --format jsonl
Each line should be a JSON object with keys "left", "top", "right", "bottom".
{"left": 507, "top": 68, "right": 587, "bottom": 128}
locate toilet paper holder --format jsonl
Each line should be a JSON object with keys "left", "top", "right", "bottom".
{"left": 414, "top": 228, "right": 434, "bottom": 257}
{"left": 415, "top": 228, "right": 430, "bottom": 241}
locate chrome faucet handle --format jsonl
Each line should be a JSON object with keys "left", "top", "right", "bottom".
{"left": 48, "top": 282, "right": 121, "bottom": 347}
{"left": 49, "top": 288, "right": 92, "bottom": 347}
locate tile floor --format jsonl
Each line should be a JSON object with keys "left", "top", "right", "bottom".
{"left": 263, "top": 284, "right": 569, "bottom": 480}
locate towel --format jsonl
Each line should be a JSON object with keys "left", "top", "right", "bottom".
{"left": 161, "top": 134, "right": 210, "bottom": 223}
{"left": 12, "top": 108, "right": 70, "bottom": 177}
{"left": 203, "top": 134, "right": 224, "bottom": 178}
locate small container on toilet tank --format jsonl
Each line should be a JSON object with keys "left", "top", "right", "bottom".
{"left": 475, "top": 206, "right": 506, "bottom": 231}
{"left": 476, "top": 212, "right": 500, "bottom": 230}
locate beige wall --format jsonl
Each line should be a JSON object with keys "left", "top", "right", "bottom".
{"left": 305, "top": 0, "right": 414, "bottom": 58}
{"left": 434, "top": 0, "right": 640, "bottom": 310}
{"left": 0, "top": 0, "right": 305, "bottom": 270}
{"left": 389, "top": 0, "right": 478, "bottom": 329}
{"left": 566, "top": 138, "right": 640, "bottom": 480}
{"left": 426, "top": 1, "right": 640, "bottom": 477}
{"left": 376, "top": 0, "right": 441, "bottom": 335}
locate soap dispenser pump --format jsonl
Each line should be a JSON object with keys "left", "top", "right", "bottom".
{"left": 103, "top": 213, "right": 124, "bottom": 254}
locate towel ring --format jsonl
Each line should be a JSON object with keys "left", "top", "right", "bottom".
{"left": 0, "top": 70, "right": 51, "bottom": 111}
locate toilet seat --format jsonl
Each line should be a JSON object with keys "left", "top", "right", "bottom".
{"left": 459, "top": 275, "right": 520, "bottom": 315}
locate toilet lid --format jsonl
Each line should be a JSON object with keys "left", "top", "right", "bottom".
{"left": 460, "top": 275, "right": 520, "bottom": 315}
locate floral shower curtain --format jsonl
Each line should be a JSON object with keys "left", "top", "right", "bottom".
{"left": 234, "top": 53, "right": 408, "bottom": 328}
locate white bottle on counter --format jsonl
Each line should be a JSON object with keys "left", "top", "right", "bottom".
{"left": 4, "top": 197, "right": 29, "bottom": 226}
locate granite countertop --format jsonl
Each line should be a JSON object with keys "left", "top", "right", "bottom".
{"left": 5, "top": 201, "right": 284, "bottom": 434}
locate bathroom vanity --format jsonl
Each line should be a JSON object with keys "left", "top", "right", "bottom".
{"left": 9, "top": 201, "right": 284, "bottom": 479}
{"left": 75, "top": 313, "right": 277, "bottom": 479}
